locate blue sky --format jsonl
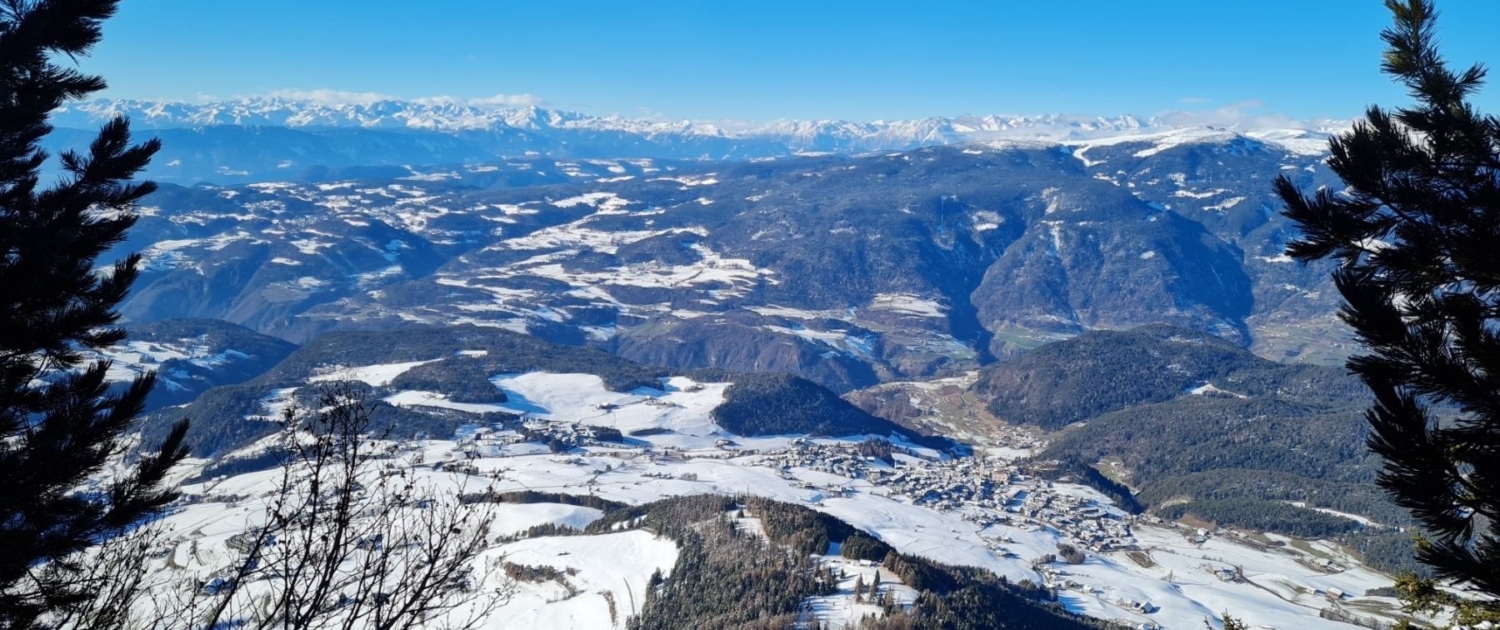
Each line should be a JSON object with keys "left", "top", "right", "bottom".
{"left": 87, "top": 0, "right": 1498, "bottom": 122}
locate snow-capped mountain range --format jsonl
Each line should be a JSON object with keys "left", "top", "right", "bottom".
{"left": 52, "top": 97, "right": 1344, "bottom": 155}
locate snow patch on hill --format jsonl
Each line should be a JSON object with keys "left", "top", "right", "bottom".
{"left": 1187, "top": 382, "right": 1248, "bottom": 399}
{"left": 485, "top": 373, "right": 727, "bottom": 438}
{"left": 549, "top": 192, "right": 633, "bottom": 214}
{"left": 804, "top": 550, "right": 920, "bottom": 627}
{"left": 764, "top": 324, "right": 875, "bottom": 359}
{"left": 309, "top": 359, "right": 442, "bottom": 386}
{"left": 869, "top": 294, "right": 947, "bottom": 318}
{"left": 462, "top": 241, "right": 775, "bottom": 304}
{"left": 99, "top": 340, "right": 250, "bottom": 385}
{"left": 498, "top": 223, "right": 704, "bottom": 255}
{"left": 491, "top": 503, "right": 607, "bottom": 538}
{"left": 481, "top": 531, "right": 677, "bottom": 630}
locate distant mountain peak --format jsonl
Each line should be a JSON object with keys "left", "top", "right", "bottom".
{"left": 53, "top": 97, "right": 1345, "bottom": 156}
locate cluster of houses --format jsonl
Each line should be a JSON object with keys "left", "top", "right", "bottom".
{"left": 439, "top": 427, "right": 1138, "bottom": 579}
{"left": 878, "top": 456, "right": 1014, "bottom": 510}
{"left": 981, "top": 421, "right": 1051, "bottom": 453}
{"left": 750, "top": 440, "right": 885, "bottom": 480}
{"left": 748, "top": 441, "right": 1136, "bottom": 554}
{"left": 1014, "top": 487, "right": 1135, "bottom": 553}
{"left": 447, "top": 419, "right": 625, "bottom": 455}
{"left": 518, "top": 418, "right": 624, "bottom": 449}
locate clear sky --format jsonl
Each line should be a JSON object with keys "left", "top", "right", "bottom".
{"left": 85, "top": 0, "right": 1499, "bottom": 123}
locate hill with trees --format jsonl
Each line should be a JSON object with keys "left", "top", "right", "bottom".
{"left": 121, "top": 318, "right": 298, "bottom": 409}
{"left": 97, "top": 134, "right": 1351, "bottom": 393}
{"left": 144, "top": 324, "right": 929, "bottom": 457}
{"left": 974, "top": 324, "right": 1363, "bottom": 430}
{"left": 965, "top": 325, "right": 1429, "bottom": 573}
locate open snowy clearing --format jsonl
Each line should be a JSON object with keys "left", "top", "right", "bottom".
{"left": 309, "top": 359, "right": 442, "bottom": 386}
{"left": 98, "top": 340, "right": 252, "bottom": 384}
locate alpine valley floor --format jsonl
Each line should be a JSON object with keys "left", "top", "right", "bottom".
{"left": 140, "top": 356, "right": 1412, "bottom": 630}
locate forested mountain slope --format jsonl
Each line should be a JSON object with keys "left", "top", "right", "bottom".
{"left": 89, "top": 318, "right": 299, "bottom": 411}
{"left": 973, "top": 324, "right": 1363, "bottom": 430}
{"left": 147, "top": 324, "right": 927, "bottom": 458}
{"left": 110, "top": 138, "right": 1349, "bottom": 393}
{"left": 962, "top": 326, "right": 1421, "bottom": 573}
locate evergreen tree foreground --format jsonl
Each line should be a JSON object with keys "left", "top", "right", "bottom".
{"left": 1277, "top": 0, "right": 1499, "bottom": 612}
{"left": 0, "top": 0, "right": 188, "bottom": 626}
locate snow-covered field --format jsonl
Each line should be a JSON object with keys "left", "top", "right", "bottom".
{"left": 310, "top": 359, "right": 441, "bottom": 386}
{"left": 869, "top": 294, "right": 947, "bottom": 318}
{"left": 472, "top": 531, "right": 676, "bottom": 629}
{"left": 145, "top": 362, "right": 1403, "bottom": 630}
{"left": 98, "top": 339, "right": 251, "bottom": 384}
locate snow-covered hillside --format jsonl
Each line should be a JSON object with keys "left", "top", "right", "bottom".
{"left": 91, "top": 319, "right": 298, "bottom": 410}
{"left": 111, "top": 142, "right": 1351, "bottom": 394}
{"left": 141, "top": 359, "right": 1408, "bottom": 630}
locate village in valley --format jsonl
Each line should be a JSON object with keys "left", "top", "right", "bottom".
{"left": 414, "top": 409, "right": 1387, "bottom": 630}
{"left": 742, "top": 439, "right": 1136, "bottom": 558}
{"left": 172, "top": 369, "right": 1411, "bottom": 630}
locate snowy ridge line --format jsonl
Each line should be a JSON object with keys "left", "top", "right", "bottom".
{"left": 51, "top": 97, "right": 1346, "bottom": 156}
